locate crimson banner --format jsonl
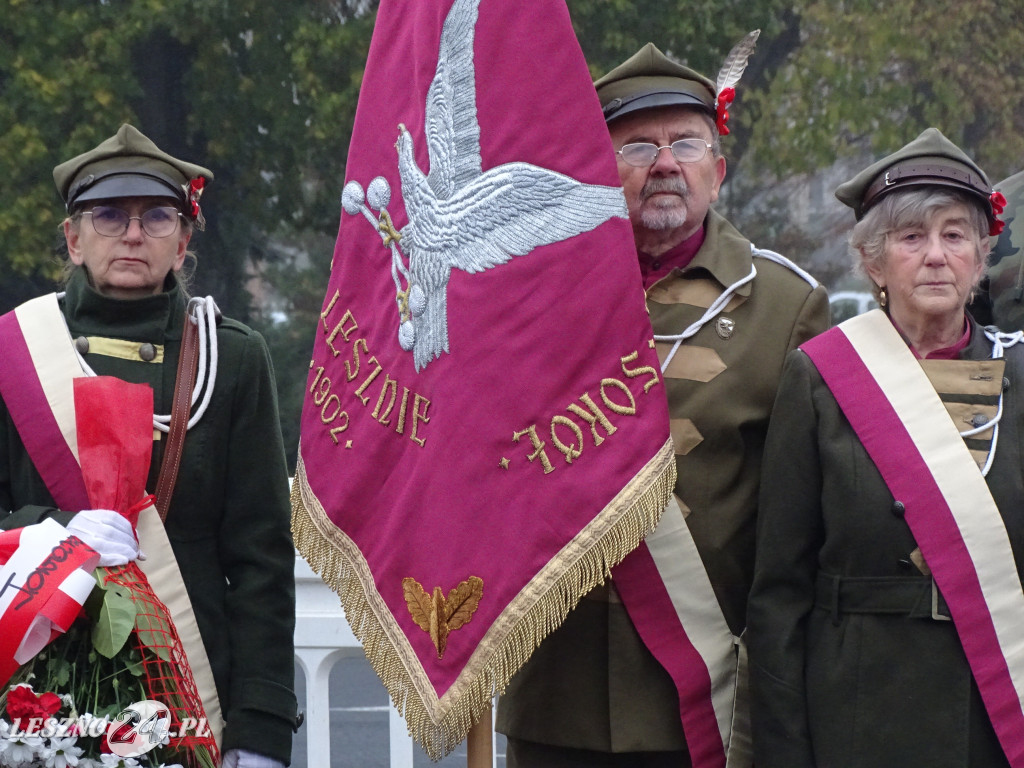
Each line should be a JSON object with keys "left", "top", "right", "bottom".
{"left": 291, "top": 0, "right": 676, "bottom": 757}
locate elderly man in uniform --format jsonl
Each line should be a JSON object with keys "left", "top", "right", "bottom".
{"left": 0, "top": 126, "right": 297, "bottom": 768}
{"left": 496, "top": 43, "right": 830, "bottom": 767}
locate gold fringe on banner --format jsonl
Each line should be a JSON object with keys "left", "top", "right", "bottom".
{"left": 291, "top": 437, "right": 677, "bottom": 761}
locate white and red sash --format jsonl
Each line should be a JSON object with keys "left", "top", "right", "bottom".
{"left": 0, "top": 294, "right": 91, "bottom": 510}
{"left": 615, "top": 498, "right": 749, "bottom": 768}
{"left": 0, "top": 296, "right": 225, "bottom": 745}
{"left": 803, "top": 309, "right": 1024, "bottom": 767}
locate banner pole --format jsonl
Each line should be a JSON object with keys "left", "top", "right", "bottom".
{"left": 466, "top": 701, "right": 494, "bottom": 768}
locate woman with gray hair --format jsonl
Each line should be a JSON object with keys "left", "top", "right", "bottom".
{"left": 746, "top": 128, "right": 1024, "bottom": 768}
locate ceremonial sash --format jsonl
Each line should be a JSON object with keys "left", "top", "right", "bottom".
{"left": 0, "top": 294, "right": 90, "bottom": 511}
{"left": 614, "top": 498, "right": 750, "bottom": 768}
{"left": 0, "top": 297, "right": 225, "bottom": 746}
{"left": 802, "top": 309, "right": 1024, "bottom": 767}
{"left": 291, "top": 0, "right": 676, "bottom": 758}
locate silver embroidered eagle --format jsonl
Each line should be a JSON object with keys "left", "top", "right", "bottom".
{"left": 386, "top": 0, "right": 627, "bottom": 370}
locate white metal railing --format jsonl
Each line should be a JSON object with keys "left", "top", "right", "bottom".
{"left": 293, "top": 554, "right": 500, "bottom": 767}
{"left": 293, "top": 554, "right": 414, "bottom": 767}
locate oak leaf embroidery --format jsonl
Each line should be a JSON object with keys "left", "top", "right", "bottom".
{"left": 403, "top": 575, "right": 484, "bottom": 659}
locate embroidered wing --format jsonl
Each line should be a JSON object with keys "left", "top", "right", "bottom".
{"left": 451, "top": 164, "right": 627, "bottom": 274}
{"left": 424, "top": 0, "right": 482, "bottom": 199}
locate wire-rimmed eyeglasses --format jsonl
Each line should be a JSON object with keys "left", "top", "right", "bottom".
{"left": 80, "top": 205, "right": 184, "bottom": 238}
{"left": 617, "top": 138, "right": 714, "bottom": 167}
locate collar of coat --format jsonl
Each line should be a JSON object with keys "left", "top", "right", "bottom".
{"left": 679, "top": 208, "right": 755, "bottom": 298}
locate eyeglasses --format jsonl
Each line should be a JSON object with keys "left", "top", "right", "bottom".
{"left": 617, "top": 138, "right": 714, "bottom": 167}
{"left": 80, "top": 205, "right": 183, "bottom": 238}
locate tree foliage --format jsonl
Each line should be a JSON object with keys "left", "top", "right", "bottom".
{"left": 745, "top": 0, "right": 1024, "bottom": 179}
{"left": 0, "top": 0, "right": 374, "bottom": 312}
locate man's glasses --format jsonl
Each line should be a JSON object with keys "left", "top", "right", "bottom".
{"left": 81, "top": 205, "right": 183, "bottom": 238}
{"left": 617, "top": 138, "right": 714, "bottom": 167}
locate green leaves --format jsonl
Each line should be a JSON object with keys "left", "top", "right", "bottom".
{"left": 91, "top": 580, "right": 138, "bottom": 660}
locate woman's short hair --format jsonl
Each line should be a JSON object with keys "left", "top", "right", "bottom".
{"left": 849, "top": 187, "right": 991, "bottom": 298}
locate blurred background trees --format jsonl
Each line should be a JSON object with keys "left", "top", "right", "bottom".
{"left": 3, "top": 0, "right": 1021, "bottom": 466}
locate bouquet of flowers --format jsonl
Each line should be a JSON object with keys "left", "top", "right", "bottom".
{"left": 0, "top": 377, "right": 218, "bottom": 768}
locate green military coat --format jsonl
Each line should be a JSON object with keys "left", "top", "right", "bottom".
{"left": 747, "top": 320, "right": 1022, "bottom": 768}
{"left": 0, "top": 271, "right": 297, "bottom": 764}
{"left": 497, "top": 210, "right": 830, "bottom": 754}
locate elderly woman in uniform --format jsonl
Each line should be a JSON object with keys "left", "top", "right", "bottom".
{"left": 747, "top": 128, "right": 1024, "bottom": 768}
{"left": 0, "top": 126, "right": 297, "bottom": 768}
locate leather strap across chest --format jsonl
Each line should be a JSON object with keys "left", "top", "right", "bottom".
{"left": 154, "top": 311, "right": 200, "bottom": 521}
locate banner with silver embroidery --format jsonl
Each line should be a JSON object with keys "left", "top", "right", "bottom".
{"left": 291, "top": 0, "right": 675, "bottom": 757}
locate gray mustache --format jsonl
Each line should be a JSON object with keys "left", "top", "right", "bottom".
{"left": 640, "top": 178, "right": 688, "bottom": 202}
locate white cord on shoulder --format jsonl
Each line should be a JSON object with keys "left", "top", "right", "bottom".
{"left": 653, "top": 264, "right": 756, "bottom": 373}
{"left": 651, "top": 244, "right": 819, "bottom": 374}
{"left": 68, "top": 295, "right": 220, "bottom": 433}
{"left": 751, "top": 246, "right": 820, "bottom": 289}
{"left": 960, "top": 326, "right": 1024, "bottom": 476}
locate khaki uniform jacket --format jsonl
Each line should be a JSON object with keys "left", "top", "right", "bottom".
{"left": 747, "top": 320, "right": 1022, "bottom": 768}
{"left": 0, "top": 271, "right": 298, "bottom": 764}
{"left": 497, "top": 209, "right": 830, "bottom": 753}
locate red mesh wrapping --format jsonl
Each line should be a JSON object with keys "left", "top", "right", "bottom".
{"left": 74, "top": 377, "right": 219, "bottom": 767}
{"left": 102, "top": 563, "right": 220, "bottom": 766}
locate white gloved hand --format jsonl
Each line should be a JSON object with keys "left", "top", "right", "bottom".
{"left": 221, "top": 749, "right": 286, "bottom": 768}
{"left": 65, "top": 509, "right": 139, "bottom": 567}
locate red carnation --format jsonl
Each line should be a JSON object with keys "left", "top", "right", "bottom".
{"left": 990, "top": 190, "right": 1007, "bottom": 236}
{"left": 189, "top": 176, "right": 206, "bottom": 219}
{"left": 5, "top": 684, "right": 62, "bottom": 721}
{"left": 716, "top": 87, "right": 735, "bottom": 136}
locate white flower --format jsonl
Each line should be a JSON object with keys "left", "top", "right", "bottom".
{"left": 96, "top": 755, "right": 141, "bottom": 768}
{"left": 2, "top": 734, "right": 44, "bottom": 767}
{"left": 43, "top": 736, "right": 83, "bottom": 768}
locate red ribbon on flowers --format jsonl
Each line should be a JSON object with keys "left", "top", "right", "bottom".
{"left": 716, "top": 87, "right": 735, "bottom": 136}
{"left": 0, "top": 520, "right": 100, "bottom": 688}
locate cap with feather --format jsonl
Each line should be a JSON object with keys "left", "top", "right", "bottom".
{"left": 595, "top": 32, "right": 760, "bottom": 134}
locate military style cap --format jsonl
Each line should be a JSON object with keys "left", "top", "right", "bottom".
{"left": 595, "top": 43, "right": 716, "bottom": 124}
{"left": 53, "top": 124, "right": 214, "bottom": 221}
{"left": 835, "top": 127, "right": 995, "bottom": 224}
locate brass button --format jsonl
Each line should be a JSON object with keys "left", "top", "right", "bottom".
{"left": 74, "top": 336, "right": 89, "bottom": 355}
{"left": 139, "top": 343, "right": 157, "bottom": 362}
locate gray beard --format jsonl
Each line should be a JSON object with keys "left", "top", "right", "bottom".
{"left": 638, "top": 178, "right": 689, "bottom": 230}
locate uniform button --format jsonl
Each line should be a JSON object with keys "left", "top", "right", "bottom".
{"left": 1004, "top": 377, "right": 1011, "bottom": 391}
{"left": 74, "top": 336, "right": 89, "bottom": 355}
{"left": 891, "top": 500, "right": 906, "bottom": 517}
{"left": 971, "top": 413, "right": 988, "bottom": 428}
{"left": 139, "top": 343, "right": 157, "bottom": 362}
{"left": 898, "top": 557, "right": 913, "bottom": 570}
